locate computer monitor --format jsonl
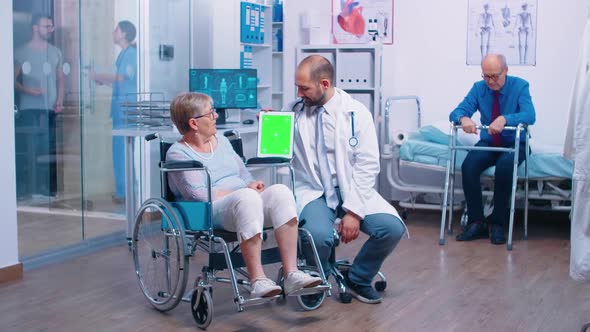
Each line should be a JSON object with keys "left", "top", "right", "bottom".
{"left": 189, "top": 68, "right": 258, "bottom": 124}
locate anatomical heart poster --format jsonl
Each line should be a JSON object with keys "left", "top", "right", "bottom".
{"left": 332, "top": 0, "right": 394, "bottom": 44}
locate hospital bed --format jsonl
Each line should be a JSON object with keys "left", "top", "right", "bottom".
{"left": 381, "top": 96, "right": 573, "bottom": 247}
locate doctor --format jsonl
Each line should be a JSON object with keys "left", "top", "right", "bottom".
{"left": 288, "top": 55, "right": 405, "bottom": 304}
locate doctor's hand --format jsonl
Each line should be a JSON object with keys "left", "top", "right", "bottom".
{"left": 460, "top": 117, "right": 478, "bottom": 134}
{"left": 340, "top": 212, "right": 361, "bottom": 244}
{"left": 488, "top": 115, "right": 506, "bottom": 135}
{"left": 247, "top": 181, "right": 265, "bottom": 193}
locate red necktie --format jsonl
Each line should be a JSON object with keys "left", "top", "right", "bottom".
{"left": 491, "top": 91, "right": 502, "bottom": 146}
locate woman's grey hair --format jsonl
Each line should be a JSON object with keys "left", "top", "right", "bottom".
{"left": 169, "top": 92, "right": 212, "bottom": 134}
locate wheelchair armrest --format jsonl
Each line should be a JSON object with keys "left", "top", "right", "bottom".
{"left": 246, "top": 157, "right": 291, "bottom": 165}
{"left": 223, "top": 130, "right": 240, "bottom": 139}
{"left": 161, "top": 160, "right": 204, "bottom": 169}
{"left": 145, "top": 133, "right": 159, "bottom": 141}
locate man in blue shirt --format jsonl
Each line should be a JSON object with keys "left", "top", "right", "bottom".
{"left": 449, "top": 53, "right": 536, "bottom": 245}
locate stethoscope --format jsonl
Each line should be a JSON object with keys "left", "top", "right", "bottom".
{"left": 292, "top": 98, "right": 359, "bottom": 147}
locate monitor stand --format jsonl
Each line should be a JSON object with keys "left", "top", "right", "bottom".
{"left": 216, "top": 108, "right": 239, "bottom": 125}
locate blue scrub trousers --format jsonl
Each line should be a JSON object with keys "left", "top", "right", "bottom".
{"left": 299, "top": 194, "right": 405, "bottom": 286}
{"left": 112, "top": 115, "right": 125, "bottom": 200}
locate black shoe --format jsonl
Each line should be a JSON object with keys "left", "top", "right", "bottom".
{"left": 343, "top": 271, "right": 381, "bottom": 304}
{"left": 456, "top": 222, "right": 489, "bottom": 241}
{"left": 490, "top": 225, "right": 506, "bottom": 245}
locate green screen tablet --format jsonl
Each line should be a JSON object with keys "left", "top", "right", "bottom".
{"left": 257, "top": 111, "right": 295, "bottom": 158}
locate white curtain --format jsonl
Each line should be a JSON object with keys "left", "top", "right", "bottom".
{"left": 567, "top": 17, "right": 590, "bottom": 281}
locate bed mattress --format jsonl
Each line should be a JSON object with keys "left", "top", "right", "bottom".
{"left": 399, "top": 132, "right": 573, "bottom": 179}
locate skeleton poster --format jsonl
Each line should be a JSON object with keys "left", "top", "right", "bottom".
{"left": 332, "top": 0, "right": 394, "bottom": 44}
{"left": 467, "top": 1, "right": 537, "bottom": 65}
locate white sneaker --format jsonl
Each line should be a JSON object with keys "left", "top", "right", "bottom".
{"left": 250, "top": 278, "right": 282, "bottom": 298}
{"left": 283, "top": 270, "right": 323, "bottom": 295}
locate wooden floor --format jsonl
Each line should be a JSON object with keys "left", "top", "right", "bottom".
{"left": 1, "top": 210, "right": 589, "bottom": 332}
{"left": 17, "top": 193, "right": 125, "bottom": 257}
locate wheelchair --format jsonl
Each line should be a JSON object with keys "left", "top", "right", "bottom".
{"left": 131, "top": 131, "right": 331, "bottom": 329}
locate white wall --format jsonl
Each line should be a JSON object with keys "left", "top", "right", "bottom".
{"left": 284, "top": 0, "right": 588, "bottom": 148}
{"left": 146, "top": 0, "right": 191, "bottom": 100}
{"left": 192, "top": 1, "right": 242, "bottom": 68}
{"left": 0, "top": 1, "right": 20, "bottom": 269}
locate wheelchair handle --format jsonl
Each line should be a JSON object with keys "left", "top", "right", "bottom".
{"left": 246, "top": 157, "right": 291, "bottom": 165}
{"left": 161, "top": 160, "right": 204, "bottom": 169}
{"left": 145, "top": 133, "right": 159, "bottom": 141}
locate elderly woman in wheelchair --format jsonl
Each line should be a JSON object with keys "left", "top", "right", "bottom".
{"left": 166, "top": 92, "right": 322, "bottom": 299}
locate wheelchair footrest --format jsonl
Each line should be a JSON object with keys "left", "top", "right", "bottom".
{"left": 286, "top": 283, "right": 331, "bottom": 297}
{"left": 240, "top": 294, "right": 281, "bottom": 307}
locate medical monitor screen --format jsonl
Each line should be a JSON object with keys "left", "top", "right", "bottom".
{"left": 189, "top": 69, "right": 257, "bottom": 109}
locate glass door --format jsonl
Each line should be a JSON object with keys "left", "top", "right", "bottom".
{"left": 79, "top": 1, "right": 138, "bottom": 240}
{"left": 13, "top": 0, "right": 84, "bottom": 258}
{"left": 12, "top": 0, "right": 201, "bottom": 260}
{"left": 12, "top": 0, "right": 139, "bottom": 260}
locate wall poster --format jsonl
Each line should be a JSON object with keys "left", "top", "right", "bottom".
{"left": 332, "top": 0, "right": 394, "bottom": 44}
{"left": 467, "top": 1, "right": 537, "bottom": 65}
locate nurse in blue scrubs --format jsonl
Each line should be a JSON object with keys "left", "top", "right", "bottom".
{"left": 88, "top": 21, "right": 137, "bottom": 203}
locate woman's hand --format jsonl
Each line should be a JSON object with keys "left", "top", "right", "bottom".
{"left": 247, "top": 181, "right": 265, "bottom": 193}
{"left": 213, "top": 190, "right": 233, "bottom": 200}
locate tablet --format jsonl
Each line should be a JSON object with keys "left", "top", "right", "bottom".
{"left": 257, "top": 111, "right": 295, "bottom": 158}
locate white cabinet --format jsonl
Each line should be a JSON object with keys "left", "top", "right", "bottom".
{"left": 296, "top": 45, "right": 382, "bottom": 122}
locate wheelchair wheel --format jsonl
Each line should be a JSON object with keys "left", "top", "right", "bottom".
{"left": 339, "top": 292, "right": 353, "bottom": 303}
{"left": 374, "top": 280, "right": 387, "bottom": 292}
{"left": 294, "top": 270, "right": 325, "bottom": 311}
{"left": 297, "top": 291, "right": 326, "bottom": 311}
{"left": 191, "top": 287, "right": 213, "bottom": 330}
{"left": 132, "top": 198, "right": 189, "bottom": 312}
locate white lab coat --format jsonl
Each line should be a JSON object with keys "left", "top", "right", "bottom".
{"left": 286, "top": 88, "right": 400, "bottom": 221}
{"left": 565, "top": 18, "right": 590, "bottom": 282}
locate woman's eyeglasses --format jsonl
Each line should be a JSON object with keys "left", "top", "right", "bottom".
{"left": 193, "top": 109, "right": 217, "bottom": 120}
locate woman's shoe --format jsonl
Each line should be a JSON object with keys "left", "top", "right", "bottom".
{"left": 250, "top": 277, "right": 282, "bottom": 298}
{"left": 283, "top": 270, "right": 322, "bottom": 295}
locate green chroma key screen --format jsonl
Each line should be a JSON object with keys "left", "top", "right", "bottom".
{"left": 257, "top": 112, "right": 294, "bottom": 158}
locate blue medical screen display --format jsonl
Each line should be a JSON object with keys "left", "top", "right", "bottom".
{"left": 189, "top": 69, "right": 257, "bottom": 109}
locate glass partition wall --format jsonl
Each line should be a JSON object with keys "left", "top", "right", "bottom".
{"left": 13, "top": 0, "right": 192, "bottom": 263}
{"left": 12, "top": 0, "right": 139, "bottom": 260}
